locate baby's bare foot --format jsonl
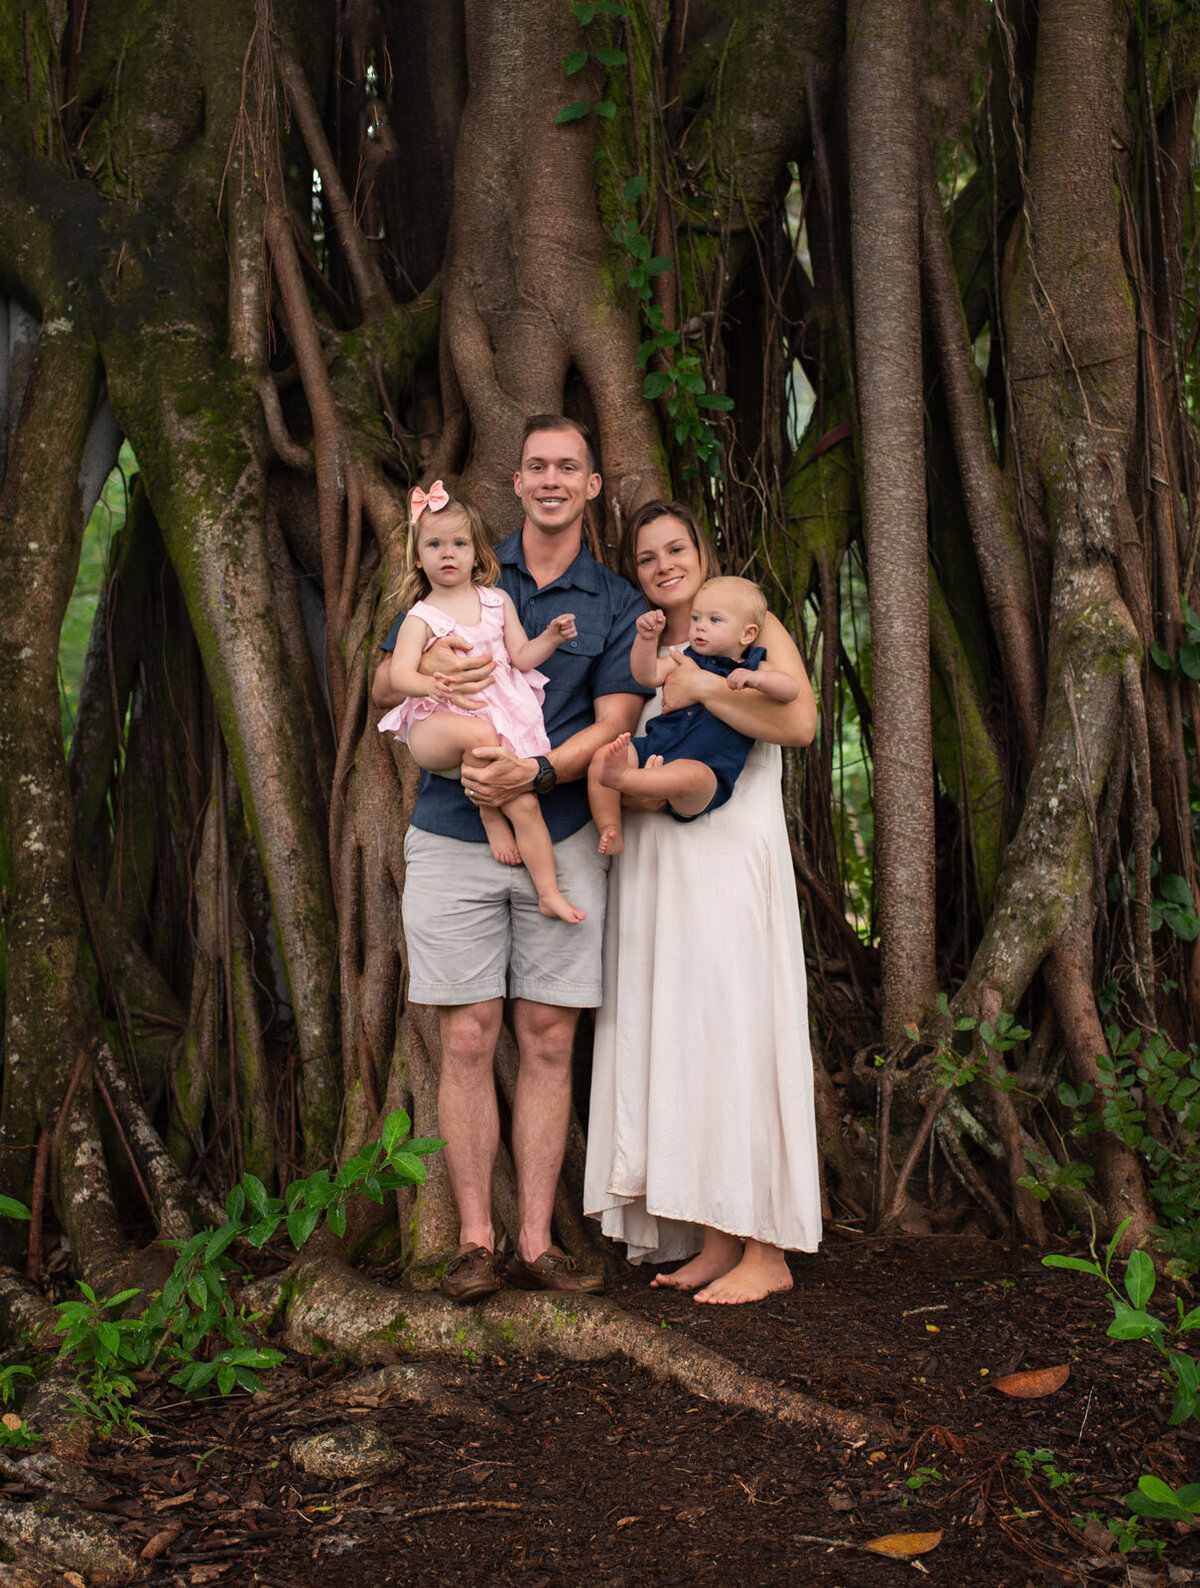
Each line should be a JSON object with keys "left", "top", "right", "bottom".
{"left": 595, "top": 733, "right": 635, "bottom": 792}
{"left": 538, "top": 891, "right": 586, "bottom": 925}
{"left": 597, "top": 825, "right": 624, "bottom": 856}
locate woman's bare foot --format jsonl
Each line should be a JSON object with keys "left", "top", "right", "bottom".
{"left": 597, "top": 824, "right": 624, "bottom": 856}
{"left": 480, "top": 807, "right": 521, "bottom": 866}
{"left": 538, "top": 890, "right": 586, "bottom": 925}
{"left": 595, "top": 733, "right": 636, "bottom": 791}
{"left": 694, "top": 1239, "right": 793, "bottom": 1305}
{"left": 651, "top": 1228, "right": 743, "bottom": 1291}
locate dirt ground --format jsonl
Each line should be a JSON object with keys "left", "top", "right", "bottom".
{"left": 27, "top": 1233, "right": 1200, "bottom": 1587}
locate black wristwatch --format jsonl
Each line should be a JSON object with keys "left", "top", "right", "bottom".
{"left": 532, "top": 755, "right": 557, "bottom": 794}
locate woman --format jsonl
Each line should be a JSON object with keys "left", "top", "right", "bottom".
{"left": 584, "top": 501, "right": 822, "bottom": 1303}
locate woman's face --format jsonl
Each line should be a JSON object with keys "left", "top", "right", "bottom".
{"left": 634, "top": 516, "right": 704, "bottom": 614}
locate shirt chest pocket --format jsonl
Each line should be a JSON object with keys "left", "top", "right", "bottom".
{"left": 540, "top": 625, "right": 606, "bottom": 696}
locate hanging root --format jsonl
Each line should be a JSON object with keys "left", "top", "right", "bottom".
{"left": 94, "top": 1044, "right": 220, "bottom": 1235}
{"left": 245, "top": 1254, "right": 894, "bottom": 1445}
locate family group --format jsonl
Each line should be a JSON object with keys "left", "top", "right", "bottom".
{"left": 372, "top": 415, "right": 822, "bottom": 1307}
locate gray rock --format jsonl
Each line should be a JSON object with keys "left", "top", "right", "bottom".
{"left": 289, "top": 1423, "right": 405, "bottom": 1480}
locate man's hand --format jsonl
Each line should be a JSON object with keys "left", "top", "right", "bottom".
{"left": 462, "top": 746, "right": 538, "bottom": 807}
{"left": 420, "top": 633, "right": 495, "bottom": 709}
{"left": 545, "top": 613, "right": 577, "bottom": 642}
{"left": 635, "top": 609, "right": 666, "bottom": 641}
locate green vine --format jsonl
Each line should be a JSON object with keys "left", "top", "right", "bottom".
{"left": 557, "top": 3, "right": 735, "bottom": 482}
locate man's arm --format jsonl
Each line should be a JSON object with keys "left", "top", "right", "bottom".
{"left": 462, "top": 692, "right": 644, "bottom": 806}
{"left": 662, "top": 613, "right": 816, "bottom": 747}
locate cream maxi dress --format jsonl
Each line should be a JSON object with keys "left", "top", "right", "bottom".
{"left": 584, "top": 693, "right": 823, "bottom": 1263}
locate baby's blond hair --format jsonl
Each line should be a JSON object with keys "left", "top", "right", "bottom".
{"left": 697, "top": 575, "right": 768, "bottom": 634}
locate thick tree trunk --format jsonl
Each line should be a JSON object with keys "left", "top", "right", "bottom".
{"left": 847, "top": 0, "right": 936, "bottom": 1034}
{"left": 0, "top": 323, "right": 101, "bottom": 1195}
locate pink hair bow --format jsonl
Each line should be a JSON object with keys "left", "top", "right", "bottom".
{"left": 411, "top": 480, "right": 449, "bottom": 525}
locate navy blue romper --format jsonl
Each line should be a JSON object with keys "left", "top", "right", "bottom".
{"left": 633, "top": 645, "right": 767, "bottom": 821}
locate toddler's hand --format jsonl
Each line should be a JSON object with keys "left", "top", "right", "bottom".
{"left": 547, "top": 613, "right": 577, "bottom": 643}
{"left": 429, "top": 673, "right": 457, "bottom": 705}
{"left": 636, "top": 609, "right": 666, "bottom": 639}
{"left": 726, "top": 668, "right": 756, "bottom": 692}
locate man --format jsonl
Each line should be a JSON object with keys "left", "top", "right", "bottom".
{"left": 373, "top": 416, "right": 648, "bottom": 1301}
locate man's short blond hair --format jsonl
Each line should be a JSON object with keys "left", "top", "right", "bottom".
{"left": 697, "top": 575, "right": 768, "bottom": 633}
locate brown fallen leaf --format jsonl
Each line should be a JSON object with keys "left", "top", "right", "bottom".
{"left": 616, "top": 1515, "right": 640, "bottom": 1528}
{"left": 155, "top": 1487, "right": 198, "bottom": 1510}
{"left": 1, "top": 1413, "right": 21, "bottom": 1433}
{"left": 141, "top": 1525, "right": 184, "bottom": 1560}
{"left": 862, "top": 1530, "right": 943, "bottom": 1558}
{"left": 993, "top": 1363, "right": 1070, "bottom": 1398}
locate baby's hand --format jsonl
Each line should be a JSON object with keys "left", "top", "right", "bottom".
{"left": 546, "top": 613, "right": 577, "bottom": 643}
{"left": 429, "top": 673, "right": 457, "bottom": 705}
{"left": 726, "top": 668, "right": 757, "bottom": 692}
{"left": 636, "top": 609, "right": 666, "bottom": 639}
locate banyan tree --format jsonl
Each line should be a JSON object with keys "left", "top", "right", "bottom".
{"left": 1, "top": 0, "right": 1200, "bottom": 1400}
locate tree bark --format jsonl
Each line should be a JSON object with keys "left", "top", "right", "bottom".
{"left": 847, "top": 0, "right": 936, "bottom": 1034}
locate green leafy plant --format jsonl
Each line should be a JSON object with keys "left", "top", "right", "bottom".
{"left": 905, "top": 995, "right": 1030, "bottom": 1092}
{"left": 1046, "top": 1221, "right": 1200, "bottom": 1544}
{"left": 905, "top": 1465, "right": 944, "bottom": 1491}
{"left": 1124, "top": 1475, "right": 1200, "bottom": 1524}
{"left": 4, "top": 1109, "right": 442, "bottom": 1436}
{"left": 1074, "top": 1510, "right": 1166, "bottom": 1558}
{"left": 1014, "top": 1448, "right": 1077, "bottom": 1490}
{"left": 1150, "top": 604, "right": 1200, "bottom": 685}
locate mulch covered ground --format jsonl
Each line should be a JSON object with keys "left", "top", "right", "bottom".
{"left": 38, "top": 1233, "right": 1200, "bottom": 1586}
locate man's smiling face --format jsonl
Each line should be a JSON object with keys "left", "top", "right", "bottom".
{"left": 514, "top": 427, "right": 601, "bottom": 537}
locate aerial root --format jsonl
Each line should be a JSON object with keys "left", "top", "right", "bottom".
{"left": 245, "top": 1254, "right": 895, "bottom": 1445}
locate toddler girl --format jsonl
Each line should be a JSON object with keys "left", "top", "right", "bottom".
{"left": 377, "top": 482, "right": 585, "bottom": 924}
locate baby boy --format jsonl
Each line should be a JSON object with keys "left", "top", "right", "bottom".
{"left": 588, "top": 575, "right": 797, "bottom": 854}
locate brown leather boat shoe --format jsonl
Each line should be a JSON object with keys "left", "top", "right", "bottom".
{"left": 505, "top": 1245, "right": 604, "bottom": 1295}
{"left": 440, "top": 1243, "right": 501, "bottom": 1303}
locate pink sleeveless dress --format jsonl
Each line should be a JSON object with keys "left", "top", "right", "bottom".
{"left": 377, "top": 585, "right": 552, "bottom": 757}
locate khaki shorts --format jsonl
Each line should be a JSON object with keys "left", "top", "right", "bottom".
{"left": 402, "top": 824, "right": 611, "bottom": 1008}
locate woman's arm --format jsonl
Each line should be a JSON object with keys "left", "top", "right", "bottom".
{"left": 373, "top": 615, "right": 454, "bottom": 707}
{"left": 661, "top": 613, "right": 816, "bottom": 747}
{"left": 502, "top": 593, "right": 577, "bottom": 671}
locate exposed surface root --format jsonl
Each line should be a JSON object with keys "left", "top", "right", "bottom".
{"left": 0, "top": 1493, "right": 138, "bottom": 1583}
{"left": 247, "top": 1255, "right": 894, "bottom": 1445}
{"left": 330, "top": 1363, "right": 503, "bottom": 1427}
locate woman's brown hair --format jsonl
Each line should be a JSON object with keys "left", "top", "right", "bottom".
{"left": 618, "top": 499, "right": 720, "bottom": 594}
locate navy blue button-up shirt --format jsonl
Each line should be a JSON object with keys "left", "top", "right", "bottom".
{"left": 387, "top": 531, "right": 651, "bottom": 843}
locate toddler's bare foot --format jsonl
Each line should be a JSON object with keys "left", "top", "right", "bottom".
{"left": 595, "top": 733, "right": 636, "bottom": 792}
{"left": 651, "top": 1229, "right": 742, "bottom": 1291}
{"left": 480, "top": 809, "right": 521, "bottom": 866}
{"left": 538, "top": 891, "right": 586, "bottom": 925}
{"left": 694, "top": 1240, "right": 793, "bottom": 1305}
{"left": 597, "top": 825, "right": 624, "bottom": 856}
